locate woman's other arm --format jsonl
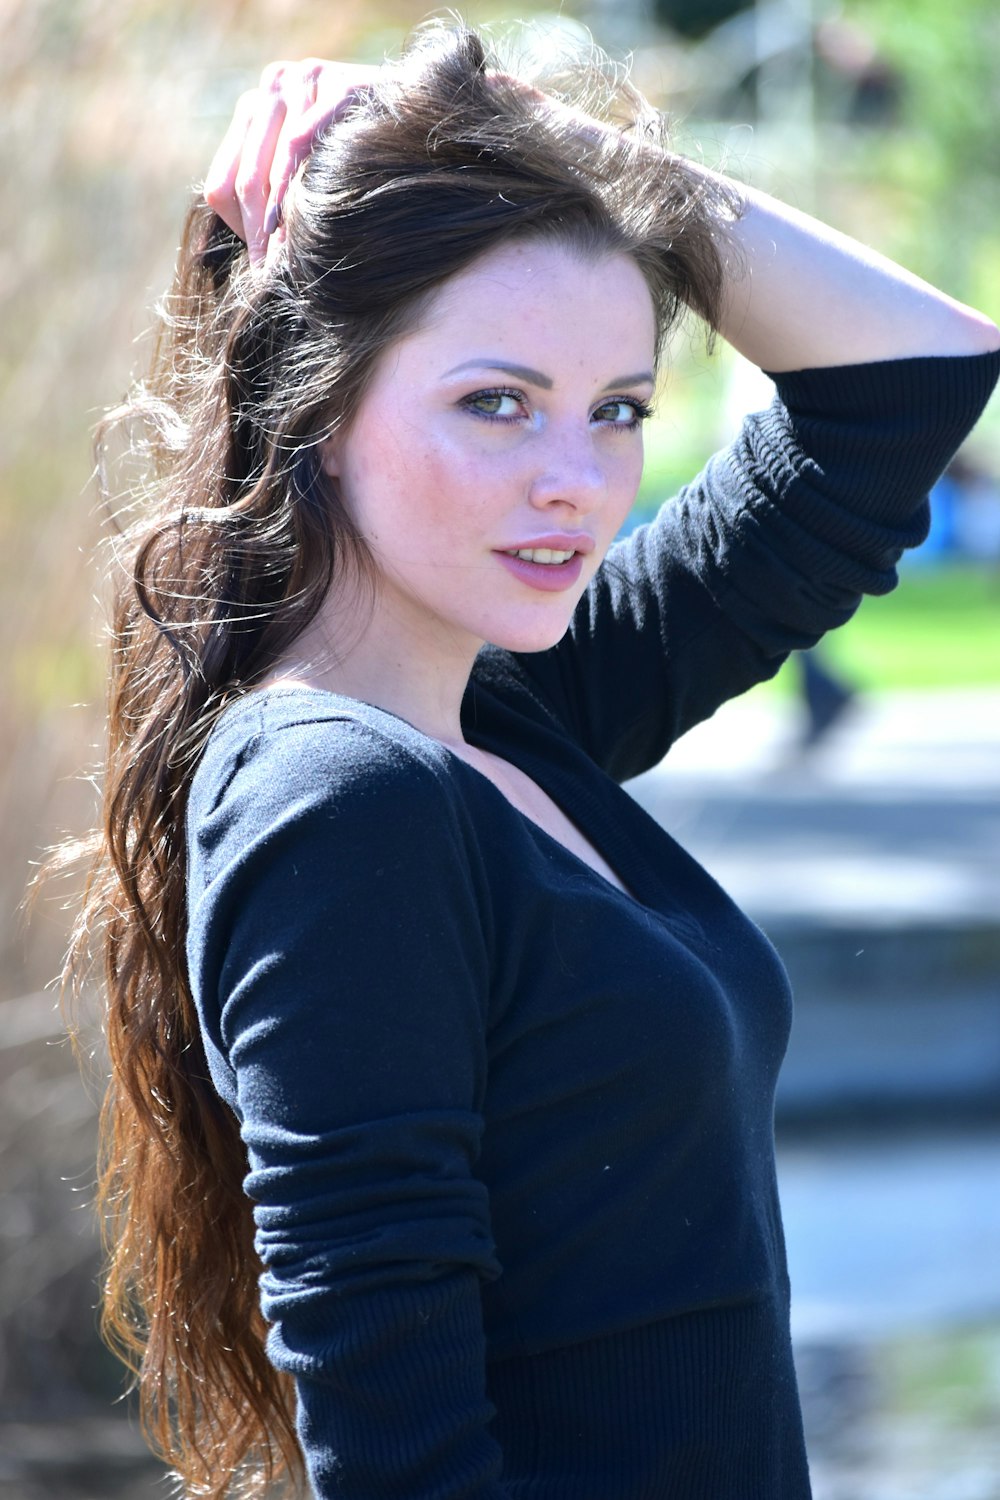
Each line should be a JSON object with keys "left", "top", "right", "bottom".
{"left": 187, "top": 708, "right": 508, "bottom": 1499}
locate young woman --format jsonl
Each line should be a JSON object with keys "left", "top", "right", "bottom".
{"left": 79, "top": 22, "right": 998, "bottom": 1500}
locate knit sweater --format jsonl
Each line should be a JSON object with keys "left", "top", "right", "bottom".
{"left": 186, "top": 352, "right": 999, "bottom": 1500}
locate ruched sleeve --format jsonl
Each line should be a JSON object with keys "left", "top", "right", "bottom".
{"left": 185, "top": 700, "right": 510, "bottom": 1499}
{"left": 500, "top": 350, "right": 1000, "bottom": 782}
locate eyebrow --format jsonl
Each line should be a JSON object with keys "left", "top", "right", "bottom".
{"left": 441, "top": 359, "right": 655, "bottom": 392}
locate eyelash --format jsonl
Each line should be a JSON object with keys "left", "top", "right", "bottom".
{"left": 460, "top": 387, "right": 654, "bottom": 431}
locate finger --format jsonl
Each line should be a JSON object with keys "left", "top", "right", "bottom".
{"left": 263, "top": 215, "right": 288, "bottom": 272}
{"left": 263, "top": 62, "right": 331, "bottom": 237}
{"left": 236, "top": 74, "right": 291, "bottom": 267}
{"left": 263, "top": 71, "right": 377, "bottom": 238}
{"left": 203, "top": 89, "right": 256, "bottom": 240}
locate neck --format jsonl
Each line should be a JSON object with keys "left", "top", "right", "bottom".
{"left": 267, "top": 587, "right": 480, "bottom": 746}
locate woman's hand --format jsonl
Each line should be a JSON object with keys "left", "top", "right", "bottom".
{"left": 204, "top": 58, "right": 379, "bottom": 268}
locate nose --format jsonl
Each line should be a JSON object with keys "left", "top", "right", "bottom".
{"left": 527, "top": 422, "right": 607, "bottom": 514}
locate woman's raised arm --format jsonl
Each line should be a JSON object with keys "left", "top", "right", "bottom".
{"left": 693, "top": 165, "right": 1000, "bottom": 370}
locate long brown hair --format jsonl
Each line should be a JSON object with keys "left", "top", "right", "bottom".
{"left": 67, "top": 21, "right": 739, "bottom": 1497}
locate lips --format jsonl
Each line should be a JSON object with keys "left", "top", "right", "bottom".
{"left": 495, "top": 549, "right": 585, "bottom": 592}
{"left": 499, "top": 533, "right": 596, "bottom": 557}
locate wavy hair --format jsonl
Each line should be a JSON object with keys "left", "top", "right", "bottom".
{"left": 67, "top": 21, "right": 740, "bottom": 1497}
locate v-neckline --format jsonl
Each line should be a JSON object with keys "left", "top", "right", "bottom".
{"left": 444, "top": 735, "right": 646, "bottom": 910}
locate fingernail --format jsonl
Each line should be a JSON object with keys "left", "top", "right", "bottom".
{"left": 263, "top": 203, "right": 279, "bottom": 238}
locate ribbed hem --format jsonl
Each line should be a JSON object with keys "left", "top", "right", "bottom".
{"left": 486, "top": 1302, "right": 811, "bottom": 1499}
{"left": 767, "top": 349, "right": 1000, "bottom": 426}
{"left": 288, "top": 1275, "right": 511, "bottom": 1498}
{"left": 730, "top": 350, "right": 1000, "bottom": 580}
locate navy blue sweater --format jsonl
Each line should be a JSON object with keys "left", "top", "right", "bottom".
{"left": 186, "top": 354, "right": 999, "bottom": 1499}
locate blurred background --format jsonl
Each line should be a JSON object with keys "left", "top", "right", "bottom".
{"left": 1, "top": 0, "right": 998, "bottom": 1494}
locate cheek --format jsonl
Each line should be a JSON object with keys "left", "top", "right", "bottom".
{"left": 406, "top": 433, "right": 508, "bottom": 523}
{"left": 340, "top": 405, "right": 521, "bottom": 547}
{"left": 338, "top": 422, "right": 413, "bottom": 535}
{"left": 609, "top": 444, "right": 644, "bottom": 515}
{"left": 354, "top": 447, "right": 484, "bottom": 564}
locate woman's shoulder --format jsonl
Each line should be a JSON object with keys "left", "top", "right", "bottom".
{"left": 188, "top": 685, "right": 463, "bottom": 845}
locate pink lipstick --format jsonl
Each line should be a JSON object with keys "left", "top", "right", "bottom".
{"left": 494, "top": 541, "right": 589, "bottom": 592}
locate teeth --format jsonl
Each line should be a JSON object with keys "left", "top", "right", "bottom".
{"left": 505, "top": 548, "right": 575, "bottom": 564}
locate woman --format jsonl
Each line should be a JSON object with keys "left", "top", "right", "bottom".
{"left": 79, "top": 22, "right": 998, "bottom": 1500}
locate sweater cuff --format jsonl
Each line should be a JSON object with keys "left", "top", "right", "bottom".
{"left": 757, "top": 349, "right": 1000, "bottom": 529}
{"left": 767, "top": 349, "right": 1000, "bottom": 428}
{"left": 282, "top": 1272, "right": 511, "bottom": 1499}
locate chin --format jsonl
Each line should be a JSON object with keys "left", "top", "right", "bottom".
{"left": 482, "top": 619, "right": 575, "bottom": 655}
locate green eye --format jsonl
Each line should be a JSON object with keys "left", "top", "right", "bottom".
{"left": 593, "top": 398, "right": 651, "bottom": 427}
{"left": 463, "top": 389, "right": 525, "bottom": 421}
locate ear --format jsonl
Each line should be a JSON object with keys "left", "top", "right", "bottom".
{"left": 319, "top": 434, "right": 341, "bottom": 479}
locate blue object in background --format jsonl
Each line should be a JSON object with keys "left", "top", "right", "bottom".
{"left": 905, "top": 473, "right": 959, "bottom": 567}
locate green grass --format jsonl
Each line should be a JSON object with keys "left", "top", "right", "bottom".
{"left": 815, "top": 564, "right": 1000, "bottom": 691}
{"left": 883, "top": 1322, "right": 1000, "bottom": 1429}
{"left": 808, "top": 1322, "right": 1000, "bottom": 1491}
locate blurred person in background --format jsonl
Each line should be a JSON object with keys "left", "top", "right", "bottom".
{"left": 797, "top": 647, "right": 856, "bottom": 747}
{"left": 67, "top": 21, "right": 999, "bottom": 1499}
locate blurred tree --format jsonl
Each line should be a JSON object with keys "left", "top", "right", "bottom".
{"left": 840, "top": 0, "right": 1000, "bottom": 308}
{"left": 651, "top": 0, "right": 752, "bottom": 40}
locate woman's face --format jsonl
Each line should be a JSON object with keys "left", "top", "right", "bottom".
{"left": 322, "top": 239, "right": 657, "bottom": 661}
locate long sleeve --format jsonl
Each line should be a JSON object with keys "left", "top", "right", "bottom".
{"left": 185, "top": 703, "right": 510, "bottom": 1499}
{"left": 492, "top": 350, "right": 999, "bottom": 782}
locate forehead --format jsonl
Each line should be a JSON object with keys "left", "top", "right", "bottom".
{"left": 401, "top": 239, "right": 657, "bottom": 367}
